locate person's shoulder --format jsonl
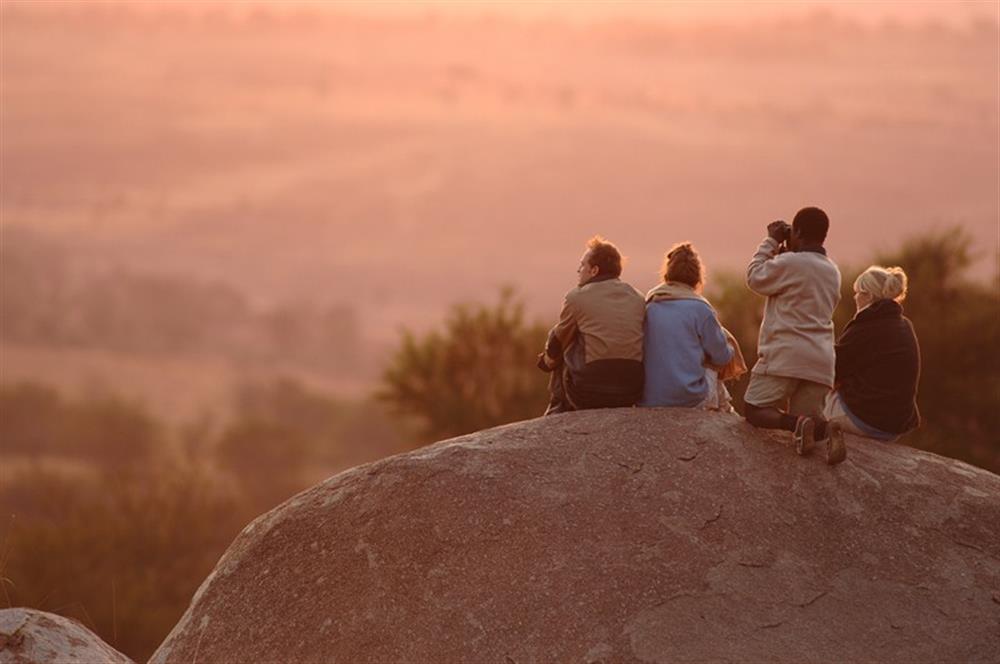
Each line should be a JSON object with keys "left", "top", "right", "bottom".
{"left": 693, "top": 298, "right": 717, "bottom": 314}
{"left": 803, "top": 250, "right": 840, "bottom": 269}
{"left": 592, "top": 277, "right": 643, "bottom": 297}
{"left": 782, "top": 250, "right": 821, "bottom": 264}
{"left": 563, "top": 285, "right": 585, "bottom": 304}
{"left": 621, "top": 281, "right": 645, "bottom": 300}
{"left": 681, "top": 299, "right": 718, "bottom": 323}
{"left": 788, "top": 250, "right": 841, "bottom": 276}
{"left": 763, "top": 251, "right": 801, "bottom": 270}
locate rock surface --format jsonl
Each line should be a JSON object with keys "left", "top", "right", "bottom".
{"left": 151, "top": 409, "right": 1000, "bottom": 664}
{"left": 0, "top": 608, "right": 133, "bottom": 664}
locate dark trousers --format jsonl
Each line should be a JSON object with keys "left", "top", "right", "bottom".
{"left": 544, "top": 366, "right": 575, "bottom": 415}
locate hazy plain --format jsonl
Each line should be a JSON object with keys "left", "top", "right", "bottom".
{"left": 2, "top": 1, "right": 998, "bottom": 402}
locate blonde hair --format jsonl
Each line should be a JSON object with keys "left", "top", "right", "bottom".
{"left": 661, "top": 242, "right": 704, "bottom": 291}
{"left": 854, "top": 265, "right": 908, "bottom": 303}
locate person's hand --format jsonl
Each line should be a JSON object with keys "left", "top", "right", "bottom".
{"left": 767, "top": 220, "right": 790, "bottom": 242}
{"left": 537, "top": 352, "right": 554, "bottom": 372}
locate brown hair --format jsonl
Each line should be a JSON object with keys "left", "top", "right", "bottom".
{"left": 586, "top": 236, "right": 623, "bottom": 278}
{"left": 662, "top": 242, "right": 704, "bottom": 290}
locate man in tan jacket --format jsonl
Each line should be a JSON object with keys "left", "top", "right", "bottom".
{"left": 539, "top": 236, "right": 645, "bottom": 414}
{"left": 744, "top": 207, "right": 846, "bottom": 464}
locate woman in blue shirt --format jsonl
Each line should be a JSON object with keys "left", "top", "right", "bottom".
{"left": 640, "top": 243, "right": 738, "bottom": 409}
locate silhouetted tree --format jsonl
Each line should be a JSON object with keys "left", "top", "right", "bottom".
{"left": 378, "top": 288, "right": 549, "bottom": 441}
{"left": 870, "top": 229, "right": 999, "bottom": 472}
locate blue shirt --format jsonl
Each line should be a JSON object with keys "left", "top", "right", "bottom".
{"left": 640, "top": 299, "right": 733, "bottom": 407}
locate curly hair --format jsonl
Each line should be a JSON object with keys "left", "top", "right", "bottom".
{"left": 586, "top": 236, "right": 623, "bottom": 278}
{"left": 792, "top": 206, "right": 830, "bottom": 243}
{"left": 662, "top": 242, "right": 704, "bottom": 290}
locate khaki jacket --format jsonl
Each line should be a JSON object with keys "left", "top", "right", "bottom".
{"left": 746, "top": 237, "right": 841, "bottom": 387}
{"left": 545, "top": 275, "right": 646, "bottom": 408}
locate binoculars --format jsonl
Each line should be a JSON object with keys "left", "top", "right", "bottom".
{"left": 774, "top": 221, "right": 792, "bottom": 243}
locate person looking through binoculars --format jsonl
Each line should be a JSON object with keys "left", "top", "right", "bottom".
{"left": 743, "top": 207, "right": 846, "bottom": 464}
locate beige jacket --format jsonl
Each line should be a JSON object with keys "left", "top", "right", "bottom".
{"left": 546, "top": 276, "right": 645, "bottom": 364}
{"left": 746, "top": 237, "right": 841, "bottom": 386}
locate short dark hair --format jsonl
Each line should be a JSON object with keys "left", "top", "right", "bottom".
{"left": 792, "top": 207, "right": 829, "bottom": 244}
{"left": 586, "top": 236, "right": 623, "bottom": 277}
{"left": 663, "top": 242, "right": 703, "bottom": 289}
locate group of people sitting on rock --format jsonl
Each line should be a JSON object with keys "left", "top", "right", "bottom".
{"left": 537, "top": 206, "right": 921, "bottom": 466}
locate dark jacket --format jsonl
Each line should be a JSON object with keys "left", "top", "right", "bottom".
{"left": 835, "top": 299, "right": 920, "bottom": 434}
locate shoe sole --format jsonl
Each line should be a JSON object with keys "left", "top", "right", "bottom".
{"left": 794, "top": 417, "right": 815, "bottom": 456}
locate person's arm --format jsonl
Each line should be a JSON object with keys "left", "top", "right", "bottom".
{"left": 834, "top": 322, "right": 866, "bottom": 386}
{"left": 699, "top": 309, "right": 734, "bottom": 367}
{"left": 541, "top": 294, "right": 578, "bottom": 369}
{"left": 714, "top": 327, "right": 748, "bottom": 381}
{"left": 746, "top": 222, "right": 794, "bottom": 296}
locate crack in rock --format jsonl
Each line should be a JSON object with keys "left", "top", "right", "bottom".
{"left": 927, "top": 527, "right": 1000, "bottom": 562}
{"left": 652, "top": 591, "right": 699, "bottom": 608}
{"left": 589, "top": 452, "right": 644, "bottom": 474}
{"left": 699, "top": 505, "right": 723, "bottom": 529}
{"left": 951, "top": 538, "right": 1000, "bottom": 561}
{"left": 794, "top": 590, "right": 829, "bottom": 608}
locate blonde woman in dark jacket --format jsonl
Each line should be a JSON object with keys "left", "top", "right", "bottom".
{"left": 823, "top": 266, "right": 921, "bottom": 451}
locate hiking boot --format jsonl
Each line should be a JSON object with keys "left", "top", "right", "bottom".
{"left": 826, "top": 421, "right": 847, "bottom": 465}
{"left": 793, "top": 416, "right": 815, "bottom": 456}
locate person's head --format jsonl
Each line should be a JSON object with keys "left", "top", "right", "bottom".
{"left": 661, "top": 242, "right": 704, "bottom": 292}
{"left": 790, "top": 206, "right": 829, "bottom": 250}
{"left": 577, "top": 235, "right": 623, "bottom": 286}
{"left": 853, "top": 265, "right": 908, "bottom": 311}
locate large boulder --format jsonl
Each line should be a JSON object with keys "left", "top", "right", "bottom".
{"left": 0, "top": 608, "right": 133, "bottom": 664}
{"left": 151, "top": 409, "right": 1000, "bottom": 663}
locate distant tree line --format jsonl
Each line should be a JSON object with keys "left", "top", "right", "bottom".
{"left": 0, "top": 378, "right": 405, "bottom": 661}
{"left": 0, "top": 226, "right": 364, "bottom": 373}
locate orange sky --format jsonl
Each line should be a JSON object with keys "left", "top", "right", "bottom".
{"left": 183, "top": 0, "right": 1000, "bottom": 25}
{"left": 2, "top": 0, "right": 998, "bottom": 343}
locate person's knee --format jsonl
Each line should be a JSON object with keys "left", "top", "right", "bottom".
{"left": 744, "top": 403, "right": 766, "bottom": 427}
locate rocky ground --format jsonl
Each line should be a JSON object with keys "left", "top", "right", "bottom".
{"left": 147, "top": 408, "right": 1000, "bottom": 663}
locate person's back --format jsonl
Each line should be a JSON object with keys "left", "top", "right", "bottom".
{"left": 751, "top": 249, "right": 841, "bottom": 385}
{"left": 639, "top": 243, "right": 733, "bottom": 408}
{"left": 831, "top": 266, "right": 921, "bottom": 438}
{"left": 539, "top": 236, "right": 645, "bottom": 414}
{"left": 562, "top": 276, "right": 645, "bottom": 408}
{"left": 641, "top": 298, "right": 731, "bottom": 407}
